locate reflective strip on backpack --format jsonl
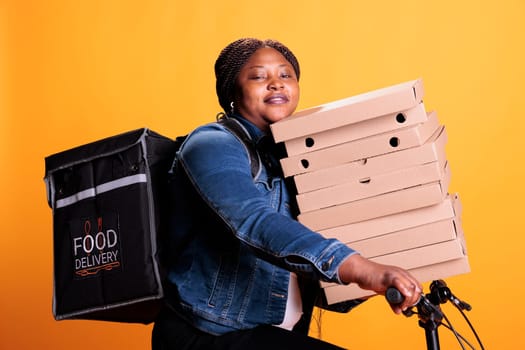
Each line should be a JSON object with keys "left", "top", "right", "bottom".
{"left": 55, "top": 173, "right": 148, "bottom": 209}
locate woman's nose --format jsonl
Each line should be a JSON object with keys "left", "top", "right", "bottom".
{"left": 268, "top": 77, "right": 284, "bottom": 90}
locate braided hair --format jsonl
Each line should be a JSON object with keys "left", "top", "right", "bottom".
{"left": 214, "top": 38, "right": 300, "bottom": 115}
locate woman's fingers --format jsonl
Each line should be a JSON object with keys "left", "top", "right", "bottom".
{"left": 339, "top": 254, "right": 423, "bottom": 314}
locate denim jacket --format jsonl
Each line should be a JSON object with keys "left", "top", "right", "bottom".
{"left": 164, "top": 115, "right": 358, "bottom": 335}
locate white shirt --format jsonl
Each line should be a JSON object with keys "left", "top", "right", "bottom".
{"left": 275, "top": 272, "right": 303, "bottom": 330}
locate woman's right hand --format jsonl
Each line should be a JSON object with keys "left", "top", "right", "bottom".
{"left": 338, "top": 254, "right": 422, "bottom": 314}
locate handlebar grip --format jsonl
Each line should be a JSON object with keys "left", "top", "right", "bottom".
{"left": 385, "top": 287, "right": 404, "bottom": 304}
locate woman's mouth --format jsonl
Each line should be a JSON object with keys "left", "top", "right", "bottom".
{"left": 264, "top": 94, "right": 289, "bottom": 104}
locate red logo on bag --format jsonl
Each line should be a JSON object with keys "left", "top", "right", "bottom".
{"left": 72, "top": 214, "right": 122, "bottom": 277}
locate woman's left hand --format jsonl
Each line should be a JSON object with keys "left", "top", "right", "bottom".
{"left": 338, "top": 254, "right": 422, "bottom": 314}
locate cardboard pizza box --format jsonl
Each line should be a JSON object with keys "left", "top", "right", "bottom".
{"left": 358, "top": 230, "right": 465, "bottom": 269}
{"left": 296, "top": 160, "right": 449, "bottom": 213}
{"left": 283, "top": 103, "right": 428, "bottom": 156}
{"left": 293, "top": 126, "right": 447, "bottom": 194}
{"left": 319, "top": 194, "right": 460, "bottom": 243}
{"left": 297, "top": 177, "right": 450, "bottom": 232}
{"left": 271, "top": 79, "right": 424, "bottom": 142}
{"left": 280, "top": 111, "right": 440, "bottom": 177}
{"left": 345, "top": 218, "right": 458, "bottom": 258}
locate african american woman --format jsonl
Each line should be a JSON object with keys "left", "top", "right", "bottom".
{"left": 151, "top": 38, "right": 422, "bottom": 350}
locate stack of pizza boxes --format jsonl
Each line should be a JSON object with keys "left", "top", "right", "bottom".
{"left": 270, "top": 79, "right": 470, "bottom": 303}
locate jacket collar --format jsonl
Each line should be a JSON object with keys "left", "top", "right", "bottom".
{"left": 230, "top": 114, "right": 267, "bottom": 143}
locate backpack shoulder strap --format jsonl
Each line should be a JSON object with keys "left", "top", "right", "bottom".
{"left": 218, "top": 117, "right": 261, "bottom": 179}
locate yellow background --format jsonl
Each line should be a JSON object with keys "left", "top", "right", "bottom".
{"left": 1, "top": 0, "right": 523, "bottom": 348}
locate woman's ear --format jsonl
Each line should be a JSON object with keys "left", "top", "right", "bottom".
{"left": 231, "top": 88, "right": 242, "bottom": 115}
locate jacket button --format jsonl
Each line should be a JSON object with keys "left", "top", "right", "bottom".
{"left": 321, "top": 256, "right": 335, "bottom": 272}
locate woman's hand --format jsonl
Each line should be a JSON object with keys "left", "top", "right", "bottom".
{"left": 338, "top": 254, "right": 422, "bottom": 314}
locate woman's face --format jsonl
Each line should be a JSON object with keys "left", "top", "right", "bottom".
{"left": 234, "top": 47, "right": 299, "bottom": 131}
